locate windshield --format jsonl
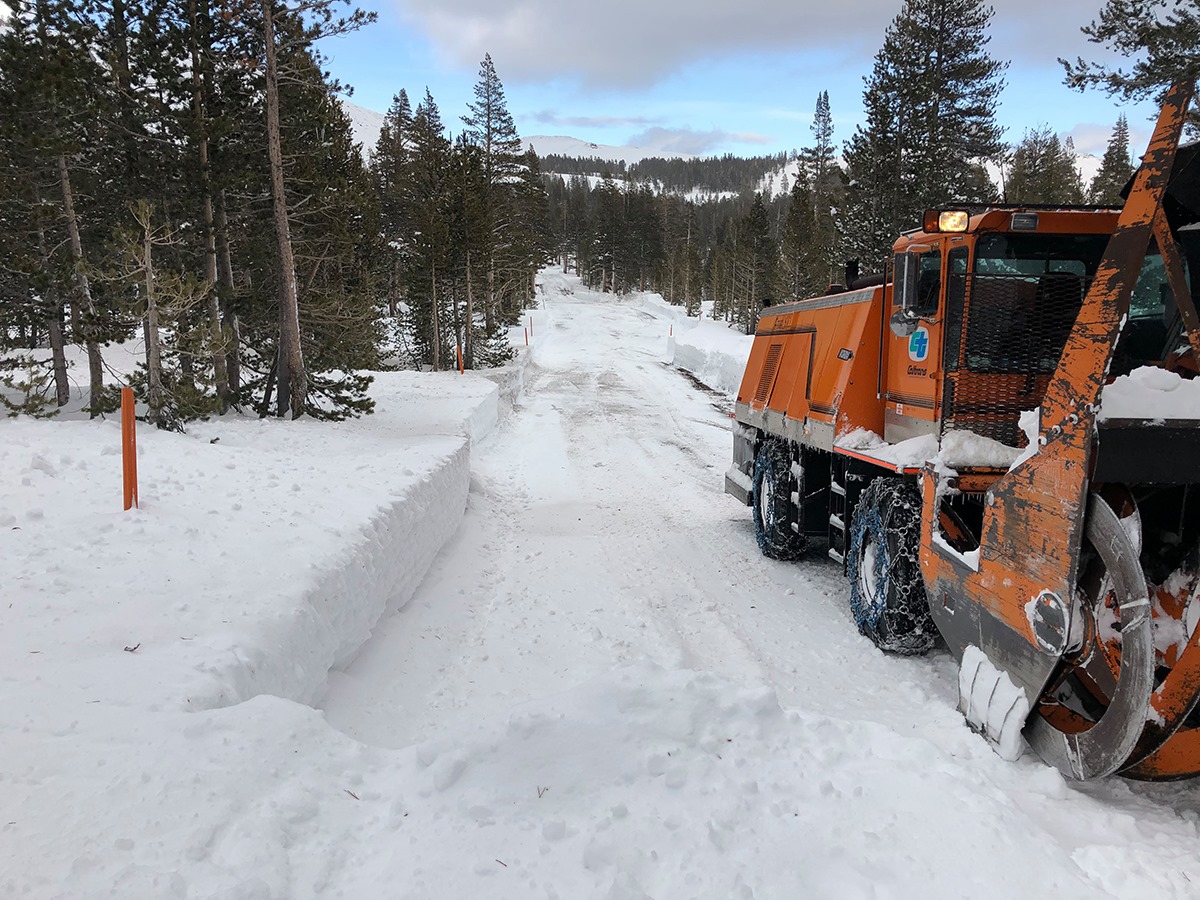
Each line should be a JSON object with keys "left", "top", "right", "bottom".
{"left": 965, "top": 231, "right": 1196, "bottom": 375}
{"left": 974, "top": 233, "right": 1110, "bottom": 278}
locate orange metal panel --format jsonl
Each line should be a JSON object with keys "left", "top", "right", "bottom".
{"left": 741, "top": 288, "right": 884, "bottom": 442}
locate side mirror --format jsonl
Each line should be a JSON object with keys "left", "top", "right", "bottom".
{"left": 890, "top": 308, "right": 919, "bottom": 337}
{"left": 895, "top": 251, "right": 919, "bottom": 312}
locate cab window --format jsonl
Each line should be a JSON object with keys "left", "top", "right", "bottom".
{"left": 913, "top": 251, "right": 941, "bottom": 316}
{"left": 893, "top": 250, "right": 941, "bottom": 316}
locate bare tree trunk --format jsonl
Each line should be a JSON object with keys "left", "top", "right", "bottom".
{"left": 140, "top": 213, "right": 165, "bottom": 426}
{"left": 258, "top": 354, "right": 277, "bottom": 418}
{"left": 683, "top": 235, "right": 691, "bottom": 312}
{"left": 389, "top": 256, "right": 399, "bottom": 317}
{"left": 431, "top": 262, "right": 440, "bottom": 372}
{"left": 189, "top": 0, "right": 229, "bottom": 411}
{"left": 46, "top": 310, "right": 69, "bottom": 407}
{"left": 215, "top": 189, "right": 240, "bottom": 399}
{"left": 32, "top": 197, "right": 70, "bottom": 406}
{"left": 180, "top": 342, "right": 195, "bottom": 390}
{"left": 484, "top": 256, "right": 495, "bottom": 331}
{"left": 262, "top": 0, "right": 305, "bottom": 418}
{"left": 58, "top": 155, "right": 103, "bottom": 417}
{"left": 465, "top": 250, "right": 474, "bottom": 369}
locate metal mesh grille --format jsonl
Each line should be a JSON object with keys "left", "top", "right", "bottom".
{"left": 942, "top": 273, "right": 1088, "bottom": 445}
{"left": 755, "top": 343, "right": 783, "bottom": 404}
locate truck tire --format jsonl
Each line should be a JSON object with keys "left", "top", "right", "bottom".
{"left": 847, "top": 478, "right": 936, "bottom": 654}
{"left": 752, "top": 439, "right": 806, "bottom": 560}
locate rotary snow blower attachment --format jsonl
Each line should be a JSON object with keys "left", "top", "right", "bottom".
{"left": 726, "top": 80, "right": 1200, "bottom": 779}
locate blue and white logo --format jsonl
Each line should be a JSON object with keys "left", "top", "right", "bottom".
{"left": 908, "top": 326, "right": 930, "bottom": 362}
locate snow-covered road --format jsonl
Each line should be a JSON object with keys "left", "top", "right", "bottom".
{"left": 322, "top": 271, "right": 871, "bottom": 746}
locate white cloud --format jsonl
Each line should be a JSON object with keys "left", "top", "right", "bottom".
{"left": 397, "top": 0, "right": 1110, "bottom": 89}
{"left": 531, "top": 111, "right": 659, "bottom": 129}
{"left": 626, "top": 126, "right": 773, "bottom": 156}
{"left": 1065, "top": 121, "right": 1151, "bottom": 158}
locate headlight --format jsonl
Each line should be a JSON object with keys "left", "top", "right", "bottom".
{"left": 938, "top": 210, "right": 969, "bottom": 232}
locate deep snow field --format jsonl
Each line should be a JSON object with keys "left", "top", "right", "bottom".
{"left": 5, "top": 269, "right": 1200, "bottom": 899}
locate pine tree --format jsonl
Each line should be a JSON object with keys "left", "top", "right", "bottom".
{"left": 799, "top": 91, "right": 844, "bottom": 289}
{"left": 403, "top": 89, "right": 452, "bottom": 370}
{"left": 460, "top": 54, "right": 524, "bottom": 327}
{"left": 587, "top": 174, "right": 627, "bottom": 293}
{"left": 373, "top": 90, "right": 413, "bottom": 317}
{"left": 255, "top": 0, "right": 375, "bottom": 418}
{"left": 1, "top": 0, "right": 126, "bottom": 416}
{"left": 781, "top": 177, "right": 818, "bottom": 298}
{"left": 627, "top": 184, "right": 663, "bottom": 292}
{"left": 842, "top": 53, "right": 905, "bottom": 272}
{"left": 1088, "top": 114, "right": 1135, "bottom": 204}
{"left": 508, "top": 148, "right": 554, "bottom": 306}
{"left": 1005, "top": 126, "right": 1085, "bottom": 205}
{"left": 843, "top": 0, "right": 1006, "bottom": 269}
{"left": 736, "top": 193, "right": 778, "bottom": 334}
{"left": 1062, "top": 0, "right": 1200, "bottom": 129}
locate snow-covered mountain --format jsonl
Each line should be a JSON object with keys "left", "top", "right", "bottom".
{"left": 523, "top": 135, "right": 693, "bottom": 166}
{"left": 750, "top": 153, "right": 1107, "bottom": 203}
{"left": 342, "top": 99, "right": 385, "bottom": 161}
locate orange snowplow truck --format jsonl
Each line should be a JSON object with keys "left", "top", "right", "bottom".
{"left": 727, "top": 81, "right": 1200, "bottom": 780}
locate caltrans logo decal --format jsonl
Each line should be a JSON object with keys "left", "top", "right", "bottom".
{"left": 908, "top": 326, "right": 930, "bottom": 362}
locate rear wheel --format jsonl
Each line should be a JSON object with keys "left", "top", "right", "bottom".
{"left": 752, "top": 439, "right": 806, "bottom": 560}
{"left": 847, "top": 478, "right": 936, "bottom": 654}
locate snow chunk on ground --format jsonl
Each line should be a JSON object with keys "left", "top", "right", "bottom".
{"left": 1101, "top": 366, "right": 1200, "bottom": 420}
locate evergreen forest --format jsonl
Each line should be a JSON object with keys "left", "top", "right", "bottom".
{"left": 0, "top": 0, "right": 1188, "bottom": 424}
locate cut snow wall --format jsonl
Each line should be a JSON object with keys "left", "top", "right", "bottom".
{"left": 632, "top": 293, "right": 750, "bottom": 398}
{"left": 670, "top": 331, "right": 750, "bottom": 398}
{"left": 190, "top": 441, "right": 472, "bottom": 710}
{"left": 483, "top": 343, "right": 537, "bottom": 423}
{"left": 192, "top": 351, "right": 534, "bottom": 712}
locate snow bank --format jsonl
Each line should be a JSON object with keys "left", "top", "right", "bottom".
{"left": 1100, "top": 365, "right": 1200, "bottom": 420}
{"left": 632, "top": 293, "right": 752, "bottom": 397}
{"left": 2, "top": 357, "right": 537, "bottom": 895}
{"left": 669, "top": 324, "right": 754, "bottom": 397}
{"left": 2, "top": 370, "right": 514, "bottom": 713}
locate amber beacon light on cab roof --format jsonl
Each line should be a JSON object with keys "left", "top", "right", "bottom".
{"left": 726, "top": 81, "right": 1200, "bottom": 780}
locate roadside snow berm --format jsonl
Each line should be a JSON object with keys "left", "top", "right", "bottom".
{"left": 727, "top": 81, "right": 1200, "bottom": 780}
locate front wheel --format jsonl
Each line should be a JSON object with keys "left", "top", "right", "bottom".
{"left": 847, "top": 478, "right": 935, "bottom": 654}
{"left": 752, "top": 439, "right": 806, "bottom": 560}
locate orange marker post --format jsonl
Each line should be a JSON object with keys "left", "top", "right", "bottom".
{"left": 456, "top": 343, "right": 464, "bottom": 374}
{"left": 524, "top": 327, "right": 529, "bottom": 347}
{"left": 121, "top": 387, "right": 139, "bottom": 510}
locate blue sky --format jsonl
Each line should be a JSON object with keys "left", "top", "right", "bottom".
{"left": 321, "top": 0, "right": 1156, "bottom": 159}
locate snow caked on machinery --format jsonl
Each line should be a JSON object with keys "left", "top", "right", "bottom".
{"left": 726, "top": 81, "right": 1200, "bottom": 780}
